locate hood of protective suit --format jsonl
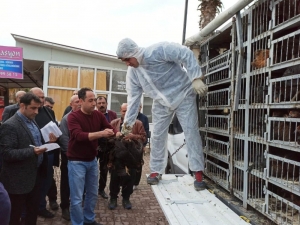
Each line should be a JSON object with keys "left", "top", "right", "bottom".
{"left": 116, "top": 38, "right": 145, "bottom": 64}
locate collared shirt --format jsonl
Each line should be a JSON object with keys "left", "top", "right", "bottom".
{"left": 17, "top": 111, "right": 43, "bottom": 166}
{"left": 104, "top": 113, "right": 109, "bottom": 122}
{"left": 103, "top": 109, "right": 110, "bottom": 122}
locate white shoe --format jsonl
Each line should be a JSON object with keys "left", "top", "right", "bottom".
{"left": 133, "top": 185, "right": 138, "bottom": 191}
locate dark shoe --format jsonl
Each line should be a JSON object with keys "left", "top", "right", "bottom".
{"left": 61, "top": 208, "right": 71, "bottom": 221}
{"left": 49, "top": 200, "right": 59, "bottom": 210}
{"left": 38, "top": 209, "right": 54, "bottom": 218}
{"left": 194, "top": 171, "right": 206, "bottom": 191}
{"left": 20, "top": 217, "right": 26, "bottom": 225}
{"left": 147, "top": 173, "right": 161, "bottom": 185}
{"left": 98, "top": 190, "right": 108, "bottom": 199}
{"left": 122, "top": 199, "right": 132, "bottom": 210}
{"left": 108, "top": 198, "right": 117, "bottom": 210}
{"left": 83, "top": 221, "right": 103, "bottom": 225}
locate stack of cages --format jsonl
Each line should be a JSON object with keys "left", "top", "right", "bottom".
{"left": 198, "top": 0, "right": 300, "bottom": 224}
{"left": 198, "top": 20, "right": 232, "bottom": 191}
{"left": 266, "top": 0, "right": 300, "bottom": 223}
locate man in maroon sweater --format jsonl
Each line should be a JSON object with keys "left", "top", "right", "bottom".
{"left": 67, "top": 87, "right": 121, "bottom": 225}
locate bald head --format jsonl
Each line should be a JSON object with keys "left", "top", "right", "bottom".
{"left": 120, "top": 103, "right": 128, "bottom": 119}
{"left": 15, "top": 91, "right": 26, "bottom": 103}
{"left": 30, "top": 87, "right": 45, "bottom": 106}
{"left": 121, "top": 103, "right": 128, "bottom": 109}
{"left": 70, "top": 95, "right": 78, "bottom": 103}
{"left": 70, "top": 95, "right": 80, "bottom": 112}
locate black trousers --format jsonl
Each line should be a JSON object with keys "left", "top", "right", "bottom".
{"left": 109, "top": 168, "right": 136, "bottom": 200}
{"left": 98, "top": 151, "right": 108, "bottom": 192}
{"left": 47, "top": 177, "right": 57, "bottom": 201}
{"left": 134, "top": 166, "right": 143, "bottom": 186}
{"left": 60, "top": 152, "right": 70, "bottom": 209}
{"left": 8, "top": 173, "right": 40, "bottom": 225}
{"left": 134, "top": 151, "right": 144, "bottom": 186}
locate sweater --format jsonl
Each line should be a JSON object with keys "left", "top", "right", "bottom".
{"left": 67, "top": 110, "right": 117, "bottom": 161}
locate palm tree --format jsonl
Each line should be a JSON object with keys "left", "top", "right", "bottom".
{"left": 198, "top": 0, "right": 223, "bottom": 30}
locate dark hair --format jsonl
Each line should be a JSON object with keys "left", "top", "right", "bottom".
{"left": 78, "top": 87, "right": 93, "bottom": 100}
{"left": 96, "top": 96, "right": 107, "bottom": 103}
{"left": 20, "top": 93, "right": 41, "bottom": 105}
{"left": 45, "top": 96, "right": 55, "bottom": 104}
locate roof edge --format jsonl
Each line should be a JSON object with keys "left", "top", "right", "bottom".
{"left": 11, "top": 33, "right": 120, "bottom": 62}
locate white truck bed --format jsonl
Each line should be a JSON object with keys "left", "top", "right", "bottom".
{"left": 150, "top": 174, "right": 250, "bottom": 225}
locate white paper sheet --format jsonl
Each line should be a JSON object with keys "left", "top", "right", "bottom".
{"left": 39, "top": 143, "right": 60, "bottom": 152}
{"left": 40, "top": 121, "right": 62, "bottom": 142}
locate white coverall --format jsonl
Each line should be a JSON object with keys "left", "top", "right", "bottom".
{"left": 116, "top": 38, "right": 205, "bottom": 174}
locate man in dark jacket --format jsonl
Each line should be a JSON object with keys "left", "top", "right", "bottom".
{"left": 0, "top": 92, "right": 47, "bottom": 225}
{"left": 96, "top": 96, "right": 117, "bottom": 199}
{"left": 30, "top": 87, "right": 60, "bottom": 218}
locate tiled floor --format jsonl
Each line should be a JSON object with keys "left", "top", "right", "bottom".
{"left": 37, "top": 149, "right": 169, "bottom": 225}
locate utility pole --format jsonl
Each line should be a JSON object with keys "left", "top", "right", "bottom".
{"left": 182, "top": 0, "right": 188, "bottom": 45}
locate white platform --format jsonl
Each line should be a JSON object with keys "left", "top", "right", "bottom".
{"left": 150, "top": 174, "right": 251, "bottom": 225}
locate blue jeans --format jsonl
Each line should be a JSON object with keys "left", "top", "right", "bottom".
{"left": 39, "top": 152, "right": 54, "bottom": 211}
{"left": 68, "top": 158, "right": 98, "bottom": 225}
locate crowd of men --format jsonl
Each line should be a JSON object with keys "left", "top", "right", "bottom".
{"left": 0, "top": 87, "right": 150, "bottom": 225}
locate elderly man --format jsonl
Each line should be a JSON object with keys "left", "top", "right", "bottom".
{"left": 58, "top": 94, "right": 80, "bottom": 221}
{"left": 108, "top": 103, "right": 146, "bottom": 210}
{"left": 63, "top": 90, "right": 78, "bottom": 117}
{"left": 0, "top": 92, "right": 48, "bottom": 225}
{"left": 2, "top": 90, "right": 26, "bottom": 122}
{"left": 116, "top": 38, "right": 207, "bottom": 191}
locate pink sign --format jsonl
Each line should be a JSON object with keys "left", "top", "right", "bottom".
{"left": 0, "top": 46, "right": 23, "bottom": 79}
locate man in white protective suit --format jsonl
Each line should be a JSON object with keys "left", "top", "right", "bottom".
{"left": 116, "top": 38, "right": 208, "bottom": 191}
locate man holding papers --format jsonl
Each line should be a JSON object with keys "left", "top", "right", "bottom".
{"left": 30, "top": 87, "right": 61, "bottom": 219}
{"left": 0, "top": 92, "right": 48, "bottom": 225}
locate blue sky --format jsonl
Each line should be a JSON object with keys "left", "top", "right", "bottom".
{"left": 1, "top": 0, "right": 237, "bottom": 55}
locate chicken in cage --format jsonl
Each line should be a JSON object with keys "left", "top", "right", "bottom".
{"left": 296, "top": 125, "right": 300, "bottom": 145}
{"left": 267, "top": 188, "right": 300, "bottom": 220}
{"left": 247, "top": 154, "right": 266, "bottom": 173}
{"left": 272, "top": 65, "right": 300, "bottom": 103}
{"left": 251, "top": 49, "right": 269, "bottom": 69}
{"left": 269, "top": 155, "right": 300, "bottom": 182}
{"left": 275, "top": 0, "right": 300, "bottom": 25}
